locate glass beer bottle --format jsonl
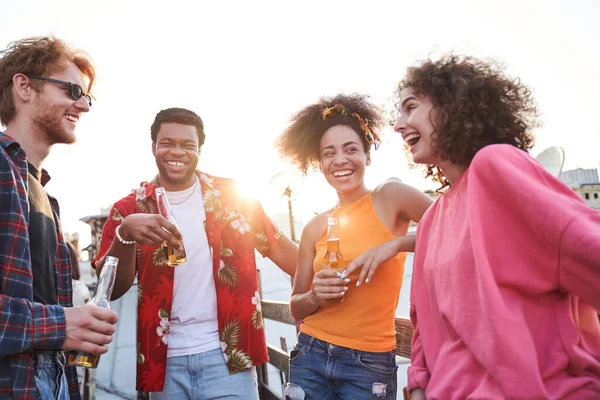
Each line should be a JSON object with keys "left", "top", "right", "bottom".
{"left": 323, "top": 216, "right": 345, "bottom": 301}
{"left": 155, "top": 187, "right": 187, "bottom": 267}
{"left": 323, "top": 216, "right": 343, "bottom": 270}
{"left": 68, "top": 256, "right": 119, "bottom": 368}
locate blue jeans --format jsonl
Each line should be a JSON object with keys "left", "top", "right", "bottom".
{"left": 34, "top": 351, "right": 69, "bottom": 400}
{"left": 286, "top": 333, "right": 397, "bottom": 400}
{"left": 150, "top": 348, "right": 258, "bottom": 400}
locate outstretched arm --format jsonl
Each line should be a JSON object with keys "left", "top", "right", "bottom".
{"left": 344, "top": 180, "right": 432, "bottom": 284}
{"left": 95, "top": 207, "right": 182, "bottom": 300}
{"left": 266, "top": 235, "right": 298, "bottom": 277}
{"left": 344, "top": 234, "right": 416, "bottom": 285}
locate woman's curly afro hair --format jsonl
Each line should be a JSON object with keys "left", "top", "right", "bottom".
{"left": 276, "top": 93, "right": 384, "bottom": 175}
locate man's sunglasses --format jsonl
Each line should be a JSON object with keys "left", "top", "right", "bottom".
{"left": 27, "top": 76, "right": 92, "bottom": 107}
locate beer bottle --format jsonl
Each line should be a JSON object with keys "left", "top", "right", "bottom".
{"left": 323, "top": 216, "right": 344, "bottom": 270}
{"left": 155, "top": 187, "right": 187, "bottom": 267}
{"left": 68, "top": 256, "right": 119, "bottom": 368}
{"left": 323, "top": 216, "right": 345, "bottom": 301}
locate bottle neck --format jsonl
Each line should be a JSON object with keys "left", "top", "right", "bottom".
{"left": 94, "top": 261, "right": 117, "bottom": 303}
{"left": 157, "top": 189, "right": 177, "bottom": 221}
{"left": 326, "top": 225, "right": 339, "bottom": 240}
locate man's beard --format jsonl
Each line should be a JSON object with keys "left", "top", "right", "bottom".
{"left": 32, "top": 101, "right": 76, "bottom": 145}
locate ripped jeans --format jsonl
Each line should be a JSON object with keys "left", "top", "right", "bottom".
{"left": 286, "top": 333, "right": 397, "bottom": 400}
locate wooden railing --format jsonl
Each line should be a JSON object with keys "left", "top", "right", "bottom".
{"left": 258, "top": 299, "right": 414, "bottom": 400}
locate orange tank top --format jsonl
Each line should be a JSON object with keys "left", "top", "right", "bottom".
{"left": 301, "top": 192, "right": 407, "bottom": 352}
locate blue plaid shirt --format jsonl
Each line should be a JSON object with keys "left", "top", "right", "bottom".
{"left": 0, "top": 133, "right": 80, "bottom": 399}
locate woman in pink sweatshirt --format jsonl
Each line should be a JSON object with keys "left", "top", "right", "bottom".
{"left": 394, "top": 55, "right": 600, "bottom": 399}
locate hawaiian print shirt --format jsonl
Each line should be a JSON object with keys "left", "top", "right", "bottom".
{"left": 94, "top": 171, "right": 282, "bottom": 392}
{"left": 0, "top": 133, "right": 80, "bottom": 400}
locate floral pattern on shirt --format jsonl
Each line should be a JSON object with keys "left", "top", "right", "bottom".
{"left": 95, "top": 171, "right": 282, "bottom": 392}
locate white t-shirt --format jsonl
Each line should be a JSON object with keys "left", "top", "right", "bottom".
{"left": 165, "top": 177, "right": 220, "bottom": 357}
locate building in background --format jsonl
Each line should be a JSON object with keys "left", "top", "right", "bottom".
{"left": 80, "top": 208, "right": 110, "bottom": 261}
{"left": 560, "top": 167, "right": 600, "bottom": 212}
{"left": 559, "top": 168, "right": 599, "bottom": 187}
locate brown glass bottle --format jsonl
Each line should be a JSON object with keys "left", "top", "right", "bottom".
{"left": 323, "top": 216, "right": 343, "bottom": 271}
{"left": 68, "top": 256, "right": 119, "bottom": 368}
{"left": 323, "top": 216, "right": 345, "bottom": 301}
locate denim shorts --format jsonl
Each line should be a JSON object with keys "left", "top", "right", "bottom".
{"left": 34, "top": 350, "right": 69, "bottom": 400}
{"left": 286, "top": 332, "right": 397, "bottom": 400}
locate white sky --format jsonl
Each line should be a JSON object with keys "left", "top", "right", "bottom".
{"left": 2, "top": 0, "right": 599, "bottom": 247}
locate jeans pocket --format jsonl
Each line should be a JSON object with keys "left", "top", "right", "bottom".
{"left": 356, "top": 351, "right": 397, "bottom": 377}
{"left": 289, "top": 343, "right": 305, "bottom": 363}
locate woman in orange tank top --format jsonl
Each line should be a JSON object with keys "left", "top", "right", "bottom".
{"left": 276, "top": 94, "right": 432, "bottom": 400}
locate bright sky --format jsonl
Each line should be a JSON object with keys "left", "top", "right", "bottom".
{"left": 2, "top": 0, "right": 599, "bottom": 247}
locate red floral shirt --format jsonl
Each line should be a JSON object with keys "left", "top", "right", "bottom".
{"left": 94, "top": 171, "right": 282, "bottom": 392}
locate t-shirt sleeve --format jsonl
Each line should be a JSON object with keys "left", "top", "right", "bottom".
{"left": 558, "top": 211, "right": 600, "bottom": 310}
{"left": 468, "top": 144, "right": 592, "bottom": 287}
{"left": 248, "top": 198, "right": 283, "bottom": 257}
{"left": 407, "top": 303, "right": 431, "bottom": 392}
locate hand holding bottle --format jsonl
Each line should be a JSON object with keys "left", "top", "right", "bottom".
{"left": 319, "top": 216, "right": 348, "bottom": 303}
{"left": 118, "top": 214, "right": 182, "bottom": 249}
{"left": 155, "top": 187, "right": 187, "bottom": 266}
{"left": 63, "top": 304, "right": 118, "bottom": 354}
{"left": 310, "top": 269, "right": 350, "bottom": 306}
{"left": 68, "top": 256, "right": 120, "bottom": 368}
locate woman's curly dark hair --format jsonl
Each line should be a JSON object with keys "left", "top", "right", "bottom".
{"left": 397, "top": 54, "right": 540, "bottom": 188}
{"left": 276, "top": 93, "right": 384, "bottom": 175}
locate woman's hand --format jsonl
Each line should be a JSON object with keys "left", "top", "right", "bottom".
{"left": 309, "top": 269, "right": 350, "bottom": 306}
{"left": 409, "top": 388, "right": 426, "bottom": 400}
{"left": 344, "top": 236, "right": 412, "bottom": 286}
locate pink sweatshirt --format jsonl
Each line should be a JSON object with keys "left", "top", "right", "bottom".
{"left": 409, "top": 144, "right": 600, "bottom": 399}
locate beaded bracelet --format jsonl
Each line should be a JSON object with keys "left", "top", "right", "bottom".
{"left": 116, "top": 225, "right": 136, "bottom": 245}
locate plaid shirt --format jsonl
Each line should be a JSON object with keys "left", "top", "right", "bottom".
{"left": 0, "top": 133, "right": 80, "bottom": 400}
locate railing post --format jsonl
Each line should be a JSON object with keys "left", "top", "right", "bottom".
{"left": 83, "top": 368, "right": 95, "bottom": 400}
{"left": 256, "top": 267, "right": 270, "bottom": 396}
{"left": 279, "top": 337, "right": 289, "bottom": 392}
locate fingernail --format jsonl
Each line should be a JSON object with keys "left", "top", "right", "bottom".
{"left": 344, "top": 287, "right": 348, "bottom": 291}
{"left": 344, "top": 278, "right": 350, "bottom": 283}
{"left": 341, "top": 270, "right": 347, "bottom": 278}
{"left": 356, "top": 281, "right": 361, "bottom": 287}
{"left": 366, "top": 278, "right": 370, "bottom": 283}
{"left": 336, "top": 272, "right": 343, "bottom": 277}
{"left": 340, "top": 291, "right": 345, "bottom": 295}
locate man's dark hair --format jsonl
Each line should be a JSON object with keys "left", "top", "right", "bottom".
{"left": 150, "top": 107, "right": 205, "bottom": 146}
